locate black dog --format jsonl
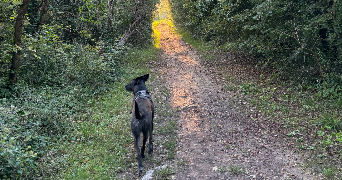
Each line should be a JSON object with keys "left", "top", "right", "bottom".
{"left": 125, "top": 74, "right": 154, "bottom": 176}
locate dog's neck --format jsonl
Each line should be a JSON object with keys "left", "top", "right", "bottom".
{"left": 134, "top": 90, "right": 151, "bottom": 101}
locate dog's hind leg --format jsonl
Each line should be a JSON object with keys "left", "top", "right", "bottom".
{"left": 134, "top": 134, "right": 143, "bottom": 175}
{"left": 141, "top": 130, "right": 148, "bottom": 158}
{"left": 148, "top": 124, "right": 153, "bottom": 155}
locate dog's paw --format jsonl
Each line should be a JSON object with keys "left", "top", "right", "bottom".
{"left": 148, "top": 145, "right": 153, "bottom": 154}
{"left": 138, "top": 166, "right": 143, "bottom": 176}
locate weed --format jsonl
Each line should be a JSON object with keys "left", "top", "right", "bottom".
{"left": 297, "top": 137, "right": 303, "bottom": 142}
{"left": 218, "top": 166, "right": 227, "bottom": 172}
{"left": 287, "top": 130, "right": 297, "bottom": 137}
{"left": 240, "top": 82, "right": 260, "bottom": 94}
{"left": 318, "top": 113, "right": 342, "bottom": 132}
{"left": 318, "top": 130, "right": 325, "bottom": 137}
{"left": 298, "top": 145, "right": 306, "bottom": 150}
{"left": 154, "top": 166, "right": 174, "bottom": 179}
{"left": 228, "top": 165, "right": 245, "bottom": 175}
{"left": 150, "top": 159, "right": 163, "bottom": 166}
{"left": 323, "top": 167, "right": 336, "bottom": 179}
{"left": 324, "top": 135, "right": 334, "bottom": 147}
{"left": 177, "top": 160, "right": 186, "bottom": 166}
{"left": 318, "top": 154, "right": 325, "bottom": 158}
{"left": 165, "top": 137, "right": 177, "bottom": 159}
{"left": 332, "top": 131, "right": 342, "bottom": 143}
{"left": 225, "top": 84, "right": 238, "bottom": 92}
{"left": 159, "top": 120, "right": 177, "bottom": 135}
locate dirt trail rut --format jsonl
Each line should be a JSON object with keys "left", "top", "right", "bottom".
{"left": 153, "top": 20, "right": 320, "bottom": 179}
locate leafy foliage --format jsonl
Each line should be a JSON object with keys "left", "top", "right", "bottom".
{"left": 171, "top": 0, "right": 342, "bottom": 86}
{"left": 0, "top": 0, "right": 157, "bottom": 178}
{"left": 0, "top": 86, "right": 76, "bottom": 179}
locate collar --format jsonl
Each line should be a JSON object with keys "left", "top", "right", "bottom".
{"left": 134, "top": 90, "right": 151, "bottom": 101}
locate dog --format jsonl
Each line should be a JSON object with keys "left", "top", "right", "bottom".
{"left": 125, "top": 74, "right": 154, "bottom": 176}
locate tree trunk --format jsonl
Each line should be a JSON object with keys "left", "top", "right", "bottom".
{"left": 37, "top": 0, "right": 49, "bottom": 31}
{"left": 9, "top": 0, "right": 31, "bottom": 85}
{"left": 107, "top": 0, "right": 115, "bottom": 34}
{"left": 118, "top": 0, "right": 145, "bottom": 46}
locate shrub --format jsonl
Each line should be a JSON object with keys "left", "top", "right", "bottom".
{"left": 0, "top": 86, "right": 78, "bottom": 179}
{"left": 171, "top": 0, "right": 342, "bottom": 86}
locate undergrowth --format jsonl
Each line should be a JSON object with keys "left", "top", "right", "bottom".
{"left": 42, "top": 46, "right": 160, "bottom": 179}
{"left": 0, "top": 46, "right": 160, "bottom": 179}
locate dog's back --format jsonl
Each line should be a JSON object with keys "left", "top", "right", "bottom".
{"left": 131, "top": 98, "right": 153, "bottom": 133}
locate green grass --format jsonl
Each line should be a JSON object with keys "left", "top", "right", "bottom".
{"left": 41, "top": 46, "right": 160, "bottom": 179}
{"left": 165, "top": 137, "right": 177, "bottom": 159}
{"left": 159, "top": 120, "right": 177, "bottom": 135}
{"left": 57, "top": 85, "right": 132, "bottom": 179}
{"left": 154, "top": 166, "right": 174, "bottom": 179}
{"left": 228, "top": 165, "right": 245, "bottom": 175}
{"left": 323, "top": 167, "right": 337, "bottom": 179}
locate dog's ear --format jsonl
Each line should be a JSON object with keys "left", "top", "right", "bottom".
{"left": 142, "top": 74, "right": 149, "bottom": 81}
{"left": 136, "top": 74, "right": 149, "bottom": 82}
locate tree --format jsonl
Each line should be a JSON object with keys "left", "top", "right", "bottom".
{"left": 9, "top": 0, "right": 31, "bottom": 85}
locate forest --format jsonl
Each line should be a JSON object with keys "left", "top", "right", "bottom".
{"left": 1, "top": 0, "right": 341, "bottom": 178}
{"left": 1, "top": 0, "right": 157, "bottom": 178}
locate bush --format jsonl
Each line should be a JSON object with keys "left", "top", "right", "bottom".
{"left": 19, "top": 25, "right": 122, "bottom": 89}
{"left": 171, "top": 0, "right": 342, "bottom": 86}
{"left": 0, "top": 24, "right": 123, "bottom": 179}
{"left": 0, "top": 86, "right": 79, "bottom": 179}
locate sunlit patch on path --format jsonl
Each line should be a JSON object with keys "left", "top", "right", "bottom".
{"left": 150, "top": 0, "right": 319, "bottom": 179}
{"left": 158, "top": 25, "right": 203, "bottom": 134}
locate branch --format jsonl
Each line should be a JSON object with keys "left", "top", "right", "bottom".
{"left": 276, "top": 28, "right": 327, "bottom": 86}
{"left": 117, "top": 0, "right": 145, "bottom": 46}
{"left": 118, "top": 16, "right": 141, "bottom": 46}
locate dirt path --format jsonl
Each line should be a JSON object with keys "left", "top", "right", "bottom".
{"left": 150, "top": 15, "right": 321, "bottom": 180}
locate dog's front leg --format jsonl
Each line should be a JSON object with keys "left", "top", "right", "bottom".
{"left": 134, "top": 134, "right": 143, "bottom": 176}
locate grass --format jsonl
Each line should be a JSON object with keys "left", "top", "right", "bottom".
{"left": 228, "top": 165, "right": 245, "bottom": 175}
{"left": 323, "top": 167, "right": 337, "bottom": 179}
{"left": 154, "top": 166, "right": 174, "bottom": 179}
{"left": 40, "top": 46, "right": 160, "bottom": 179}
{"left": 159, "top": 120, "right": 177, "bottom": 135}
{"left": 165, "top": 137, "right": 177, "bottom": 159}
{"left": 157, "top": 107, "right": 178, "bottom": 160}
{"left": 218, "top": 166, "right": 227, "bottom": 172}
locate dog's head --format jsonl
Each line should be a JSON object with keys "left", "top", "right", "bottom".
{"left": 125, "top": 74, "right": 149, "bottom": 93}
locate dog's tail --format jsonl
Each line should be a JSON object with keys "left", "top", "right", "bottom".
{"left": 134, "top": 101, "right": 142, "bottom": 119}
